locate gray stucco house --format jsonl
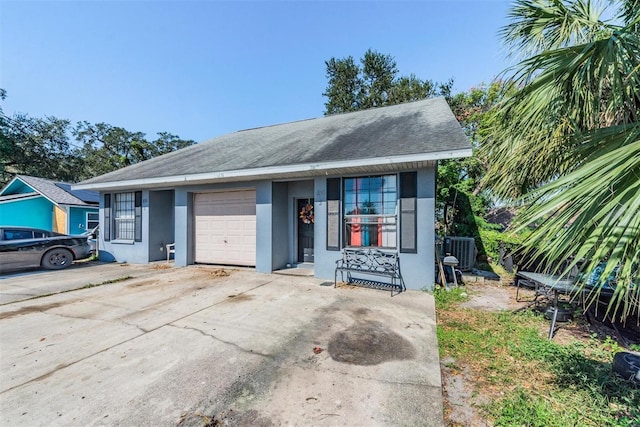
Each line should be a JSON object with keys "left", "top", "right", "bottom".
{"left": 74, "top": 97, "right": 471, "bottom": 290}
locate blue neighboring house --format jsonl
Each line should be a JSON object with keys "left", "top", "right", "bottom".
{"left": 0, "top": 175, "right": 99, "bottom": 235}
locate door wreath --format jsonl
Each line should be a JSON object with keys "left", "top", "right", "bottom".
{"left": 299, "top": 202, "right": 314, "bottom": 224}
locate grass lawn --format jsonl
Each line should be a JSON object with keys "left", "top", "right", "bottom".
{"left": 435, "top": 286, "right": 640, "bottom": 426}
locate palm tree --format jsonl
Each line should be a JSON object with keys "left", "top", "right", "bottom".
{"left": 483, "top": 0, "right": 640, "bottom": 319}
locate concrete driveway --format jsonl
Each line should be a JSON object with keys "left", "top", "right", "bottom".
{"left": 0, "top": 264, "right": 444, "bottom": 426}
{"left": 0, "top": 261, "right": 165, "bottom": 304}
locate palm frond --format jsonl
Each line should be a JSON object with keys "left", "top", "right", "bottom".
{"left": 500, "top": 0, "right": 611, "bottom": 59}
{"left": 513, "top": 124, "right": 640, "bottom": 319}
{"left": 485, "top": 18, "right": 640, "bottom": 199}
{"left": 488, "top": 0, "right": 640, "bottom": 320}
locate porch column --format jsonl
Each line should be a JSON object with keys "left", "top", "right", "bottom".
{"left": 255, "top": 181, "right": 273, "bottom": 273}
{"left": 174, "top": 189, "right": 193, "bottom": 267}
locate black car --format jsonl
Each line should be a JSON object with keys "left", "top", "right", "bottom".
{"left": 0, "top": 226, "right": 92, "bottom": 273}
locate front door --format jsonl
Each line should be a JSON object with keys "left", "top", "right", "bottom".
{"left": 297, "top": 198, "right": 314, "bottom": 263}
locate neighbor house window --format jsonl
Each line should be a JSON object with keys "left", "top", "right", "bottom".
{"left": 86, "top": 212, "right": 99, "bottom": 231}
{"left": 104, "top": 191, "right": 142, "bottom": 242}
{"left": 343, "top": 175, "right": 397, "bottom": 249}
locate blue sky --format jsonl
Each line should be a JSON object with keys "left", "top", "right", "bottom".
{"left": 1, "top": 1, "right": 512, "bottom": 143}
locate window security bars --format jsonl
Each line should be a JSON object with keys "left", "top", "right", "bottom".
{"left": 114, "top": 192, "right": 135, "bottom": 240}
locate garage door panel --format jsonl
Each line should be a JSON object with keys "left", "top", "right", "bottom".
{"left": 226, "top": 219, "right": 242, "bottom": 230}
{"left": 194, "top": 190, "right": 256, "bottom": 266}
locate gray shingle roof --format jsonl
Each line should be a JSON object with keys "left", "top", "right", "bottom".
{"left": 7, "top": 175, "right": 98, "bottom": 206}
{"left": 77, "top": 97, "right": 470, "bottom": 188}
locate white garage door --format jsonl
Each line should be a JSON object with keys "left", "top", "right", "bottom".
{"left": 194, "top": 190, "right": 256, "bottom": 266}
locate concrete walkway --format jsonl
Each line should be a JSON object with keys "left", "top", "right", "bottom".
{"left": 0, "top": 264, "right": 444, "bottom": 426}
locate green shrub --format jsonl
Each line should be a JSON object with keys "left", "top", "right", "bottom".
{"left": 477, "top": 227, "right": 530, "bottom": 263}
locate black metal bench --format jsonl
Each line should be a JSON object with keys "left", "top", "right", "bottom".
{"left": 334, "top": 248, "right": 405, "bottom": 295}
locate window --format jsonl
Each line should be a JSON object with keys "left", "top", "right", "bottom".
{"left": 343, "top": 175, "right": 397, "bottom": 249}
{"left": 105, "top": 191, "right": 142, "bottom": 242}
{"left": 114, "top": 193, "right": 135, "bottom": 240}
{"left": 86, "top": 212, "right": 99, "bottom": 231}
{"left": 2, "top": 229, "right": 34, "bottom": 240}
{"left": 1, "top": 229, "right": 51, "bottom": 240}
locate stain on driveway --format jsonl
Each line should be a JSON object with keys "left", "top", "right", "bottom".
{"left": 329, "top": 319, "right": 417, "bottom": 365}
{"left": 0, "top": 265, "right": 443, "bottom": 426}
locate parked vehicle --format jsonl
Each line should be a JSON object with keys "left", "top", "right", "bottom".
{"left": 0, "top": 226, "right": 92, "bottom": 273}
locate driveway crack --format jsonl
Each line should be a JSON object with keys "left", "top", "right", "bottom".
{"left": 168, "top": 324, "right": 274, "bottom": 359}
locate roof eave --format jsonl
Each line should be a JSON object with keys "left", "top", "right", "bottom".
{"left": 0, "top": 175, "right": 23, "bottom": 196}
{"left": 73, "top": 149, "right": 472, "bottom": 191}
{"left": 59, "top": 203, "right": 99, "bottom": 208}
{"left": 0, "top": 193, "right": 42, "bottom": 203}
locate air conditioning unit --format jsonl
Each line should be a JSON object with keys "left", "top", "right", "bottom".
{"left": 444, "top": 237, "right": 475, "bottom": 271}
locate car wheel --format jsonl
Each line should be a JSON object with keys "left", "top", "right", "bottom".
{"left": 42, "top": 248, "right": 73, "bottom": 270}
{"left": 613, "top": 352, "right": 640, "bottom": 385}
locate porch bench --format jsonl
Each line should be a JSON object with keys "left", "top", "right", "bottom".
{"left": 334, "top": 248, "right": 405, "bottom": 295}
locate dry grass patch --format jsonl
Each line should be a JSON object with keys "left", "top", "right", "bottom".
{"left": 208, "top": 268, "right": 231, "bottom": 278}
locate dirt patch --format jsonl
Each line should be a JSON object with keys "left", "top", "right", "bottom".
{"left": 459, "top": 281, "right": 527, "bottom": 312}
{"left": 353, "top": 307, "right": 370, "bottom": 317}
{"left": 460, "top": 290, "right": 511, "bottom": 311}
{"left": 441, "top": 357, "right": 488, "bottom": 427}
{"left": 224, "top": 294, "right": 253, "bottom": 303}
{"left": 328, "top": 320, "right": 416, "bottom": 365}
{"left": 177, "top": 409, "right": 273, "bottom": 427}
{"left": 212, "top": 409, "right": 273, "bottom": 426}
{"left": 0, "top": 301, "right": 70, "bottom": 320}
{"left": 210, "top": 268, "right": 231, "bottom": 277}
{"left": 126, "top": 279, "right": 158, "bottom": 289}
{"left": 334, "top": 282, "right": 366, "bottom": 291}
